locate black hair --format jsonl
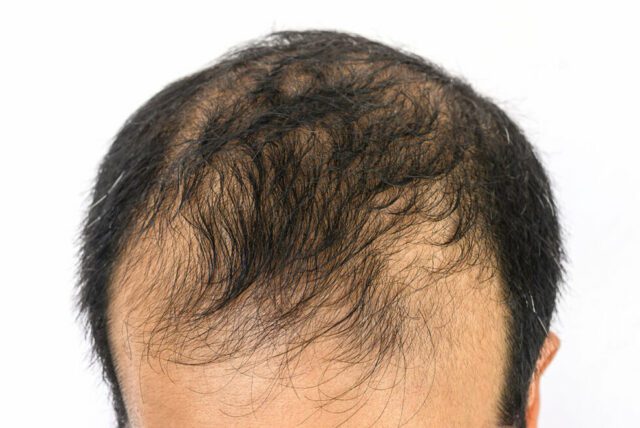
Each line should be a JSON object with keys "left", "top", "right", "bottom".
{"left": 78, "top": 30, "right": 563, "bottom": 427}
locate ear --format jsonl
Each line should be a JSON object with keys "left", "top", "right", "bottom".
{"left": 524, "top": 332, "right": 560, "bottom": 428}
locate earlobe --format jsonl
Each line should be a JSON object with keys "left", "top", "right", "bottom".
{"left": 525, "top": 332, "right": 560, "bottom": 428}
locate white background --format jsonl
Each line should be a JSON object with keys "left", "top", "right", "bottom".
{"left": 1, "top": 1, "right": 638, "bottom": 427}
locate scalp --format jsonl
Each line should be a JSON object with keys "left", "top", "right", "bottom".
{"left": 107, "top": 43, "right": 494, "bottom": 363}
{"left": 79, "top": 31, "right": 562, "bottom": 427}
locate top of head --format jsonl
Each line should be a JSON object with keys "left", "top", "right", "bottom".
{"left": 79, "top": 30, "right": 563, "bottom": 428}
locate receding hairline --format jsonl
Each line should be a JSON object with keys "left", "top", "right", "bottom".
{"left": 79, "top": 30, "right": 563, "bottom": 428}
{"left": 104, "top": 52, "right": 512, "bottom": 426}
{"left": 107, "top": 56, "right": 497, "bottom": 352}
{"left": 108, "top": 202, "right": 511, "bottom": 427}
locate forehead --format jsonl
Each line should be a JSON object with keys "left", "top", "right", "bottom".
{"left": 109, "top": 229, "right": 510, "bottom": 427}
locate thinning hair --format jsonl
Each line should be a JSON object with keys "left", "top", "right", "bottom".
{"left": 78, "top": 30, "right": 563, "bottom": 427}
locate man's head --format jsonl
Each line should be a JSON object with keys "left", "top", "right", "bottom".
{"left": 78, "top": 31, "right": 563, "bottom": 427}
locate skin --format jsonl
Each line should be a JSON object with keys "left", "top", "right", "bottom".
{"left": 108, "top": 225, "right": 559, "bottom": 428}
{"left": 526, "top": 332, "right": 560, "bottom": 428}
